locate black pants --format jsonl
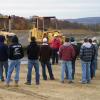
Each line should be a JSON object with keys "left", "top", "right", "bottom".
{"left": 52, "top": 48, "right": 59, "bottom": 64}
{"left": 41, "top": 61, "right": 54, "bottom": 80}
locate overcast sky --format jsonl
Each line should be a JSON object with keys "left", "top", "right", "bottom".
{"left": 0, "top": 0, "right": 100, "bottom": 19}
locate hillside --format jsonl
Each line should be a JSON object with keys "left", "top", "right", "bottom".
{"left": 65, "top": 17, "right": 100, "bottom": 25}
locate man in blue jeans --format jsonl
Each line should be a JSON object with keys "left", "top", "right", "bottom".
{"left": 80, "top": 38, "right": 94, "bottom": 84}
{"left": 25, "top": 37, "right": 40, "bottom": 85}
{"left": 6, "top": 36, "right": 24, "bottom": 86}
{"left": 59, "top": 37, "right": 75, "bottom": 83}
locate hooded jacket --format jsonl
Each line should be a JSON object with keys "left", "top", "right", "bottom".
{"left": 80, "top": 42, "right": 94, "bottom": 62}
{"left": 27, "top": 41, "right": 40, "bottom": 60}
{"left": 59, "top": 42, "right": 75, "bottom": 61}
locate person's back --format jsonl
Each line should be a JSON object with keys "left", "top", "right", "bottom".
{"left": 59, "top": 43, "right": 75, "bottom": 61}
{"left": 40, "top": 44, "right": 52, "bottom": 62}
{"left": 6, "top": 36, "right": 24, "bottom": 86}
{"left": 80, "top": 42, "right": 93, "bottom": 62}
{"left": 9, "top": 43, "right": 24, "bottom": 60}
{"left": 80, "top": 38, "right": 94, "bottom": 84}
{"left": 0, "top": 42, "right": 8, "bottom": 61}
{"left": 40, "top": 38, "right": 54, "bottom": 80}
{"left": 25, "top": 37, "right": 40, "bottom": 85}
{"left": 27, "top": 41, "right": 40, "bottom": 60}
{"left": 0, "top": 35, "right": 8, "bottom": 81}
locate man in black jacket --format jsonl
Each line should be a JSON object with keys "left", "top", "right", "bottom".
{"left": 0, "top": 35, "right": 8, "bottom": 81}
{"left": 40, "top": 38, "right": 55, "bottom": 80}
{"left": 6, "top": 36, "right": 24, "bottom": 86}
{"left": 25, "top": 37, "right": 40, "bottom": 85}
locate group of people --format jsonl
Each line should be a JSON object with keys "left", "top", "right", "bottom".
{"left": 0, "top": 33, "right": 99, "bottom": 87}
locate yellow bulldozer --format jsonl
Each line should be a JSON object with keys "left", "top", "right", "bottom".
{"left": 29, "top": 27, "right": 65, "bottom": 44}
{"left": 29, "top": 16, "right": 65, "bottom": 44}
{"left": 0, "top": 31, "right": 16, "bottom": 45}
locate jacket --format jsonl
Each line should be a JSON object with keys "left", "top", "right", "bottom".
{"left": 80, "top": 42, "right": 94, "bottom": 62}
{"left": 50, "top": 38, "right": 61, "bottom": 49}
{"left": 59, "top": 42, "right": 75, "bottom": 61}
{"left": 8, "top": 43, "right": 24, "bottom": 60}
{"left": 40, "top": 43, "right": 52, "bottom": 62}
{"left": 27, "top": 42, "right": 40, "bottom": 60}
{"left": 0, "top": 43, "right": 8, "bottom": 61}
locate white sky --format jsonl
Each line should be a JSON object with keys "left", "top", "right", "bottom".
{"left": 0, "top": 0, "right": 100, "bottom": 19}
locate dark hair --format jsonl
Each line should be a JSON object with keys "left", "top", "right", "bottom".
{"left": 70, "top": 37, "right": 75, "bottom": 42}
{"left": 84, "top": 38, "right": 88, "bottom": 42}
{"left": 12, "top": 36, "right": 18, "bottom": 43}
{"left": 89, "top": 39, "right": 92, "bottom": 43}
{"left": 31, "top": 37, "right": 36, "bottom": 42}
{"left": 65, "top": 37, "right": 70, "bottom": 42}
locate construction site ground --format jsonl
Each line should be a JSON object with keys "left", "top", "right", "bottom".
{"left": 0, "top": 49, "right": 100, "bottom": 100}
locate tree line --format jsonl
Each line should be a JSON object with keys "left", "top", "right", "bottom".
{"left": 0, "top": 14, "right": 100, "bottom": 31}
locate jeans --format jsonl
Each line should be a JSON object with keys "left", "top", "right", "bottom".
{"left": 52, "top": 48, "right": 59, "bottom": 64}
{"left": 61, "top": 61, "right": 72, "bottom": 81}
{"left": 41, "top": 61, "right": 54, "bottom": 80}
{"left": 6, "top": 59, "right": 21, "bottom": 84}
{"left": 0, "top": 61, "right": 8, "bottom": 80}
{"left": 92, "top": 59, "right": 97, "bottom": 77}
{"left": 72, "top": 60, "right": 75, "bottom": 79}
{"left": 27, "top": 59, "right": 40, "bottom": 84}
{"left": 81, "top": 61, "right": 91, "bottom": 82}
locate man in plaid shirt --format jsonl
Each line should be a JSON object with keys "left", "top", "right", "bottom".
{"left": 80, "top": 38, "right": 94, "bottom": 84}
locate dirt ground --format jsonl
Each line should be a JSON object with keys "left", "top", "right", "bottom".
{"left": 0, "top": 57, "right": 100, "bottom": 100}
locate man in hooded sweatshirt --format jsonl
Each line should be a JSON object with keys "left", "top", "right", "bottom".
{"left": 6, "top": 36, "right": 24, "bottom": 86}
{"left": 59, "top": 37, "right": 75, "bottom": 83}
{"left": 25, "top": 37, "right": 40, "bottom": 85}
{"left": 80, "top": 38, "right": 94, "bottom": 84}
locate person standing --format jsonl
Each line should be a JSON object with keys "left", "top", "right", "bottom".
{"left": 40, "top": 38, "right": 55, "bottom": 80}
{"left": 50, "top": 34, "right": 61, "bottom": 64}
{"left": 88, "top": 39, "right": 95, "bottom": 79}
{"left": 59, "top": 37, "right": 75, "bottom": 83}
{"left": 6, "top": 36, "right": 24, "bottom": 86}
{"left": 69, "top": 37, "right": 78, "bottom": 80}
{"left": 92, "top": 37, "right": 99, "bottom": 77}
{"left": 25, "top": 37, "right": 40, "bottom": 85}
{"left": 80, "top": 38, "right": 94, "bottom": 84}
{"left": 0, "top": 35, "right": 8, "bottom": 81}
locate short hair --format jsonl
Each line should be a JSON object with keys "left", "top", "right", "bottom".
{"left": 65, "top": 37, "right": 70, "bottom": 42}
{"left": 84, "top": 38, "right": 88, "bottom": 42}
{"left": 31, "top": 37, "right": 36, "bottom": 42}
{"left": 12, "top": 36, "right": 18, "bottom": 43}
{"left": 89, "top": 39, "right": 92, "bottom": 43}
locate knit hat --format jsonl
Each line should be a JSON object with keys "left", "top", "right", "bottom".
{"left": 70, "top": 37, "right": 75, "bottom": 42}
{"left": 43, "top": 38, "right": 47, "bottom": 43}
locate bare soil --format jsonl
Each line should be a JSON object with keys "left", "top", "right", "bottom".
{"left": 0, "top": 57, "right": 100, "bottom": 100}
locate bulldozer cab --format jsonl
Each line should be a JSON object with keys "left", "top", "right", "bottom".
{"left": 0, "top": 31, "right": 16, "bottom": 45}
{"left": 29, "top": 16, "right": 64, "bottom": 44}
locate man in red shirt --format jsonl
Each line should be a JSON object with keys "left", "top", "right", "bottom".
{"left": 59, "top": 37, "right": 75, "bottom": 83}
